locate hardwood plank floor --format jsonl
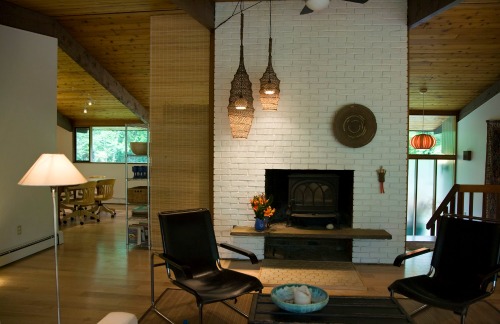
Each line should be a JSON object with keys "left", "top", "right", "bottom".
{"left": 0, "top": 204, "right": 498, "bottom": 323}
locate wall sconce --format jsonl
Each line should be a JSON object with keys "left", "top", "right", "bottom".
{"left": 463, "top": 151, "right": 472, "bottom": 161}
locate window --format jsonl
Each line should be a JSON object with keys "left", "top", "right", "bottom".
{"left": 407, "top": 159, "right": 455, "bottom": 236}
{"left": 407, "top": 113, "right": 457, "bottom": 236}
{"left": 75, "top": 126, "right": 147, "bottom": 163}
{"left": 408, "top": 115, "right": 456, "bottom": 155}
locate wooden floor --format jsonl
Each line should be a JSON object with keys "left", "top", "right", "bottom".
{"left": 0, "top": 204, "right": 499, "bottom": 323}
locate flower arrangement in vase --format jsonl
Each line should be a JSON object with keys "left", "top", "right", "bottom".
{"left": 250, "top": 193, "right": 275, "bottom": 231}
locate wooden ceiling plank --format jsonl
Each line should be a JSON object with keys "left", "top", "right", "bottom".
{"left": 408, "top": 0, "right": 464, "bottom": 29}
{"left": 5, "top": 0, "right": 177, "bottom": 17}
{"left": 415, "top": 20, "right": 500, "bottom": 29}
{"left": 0, "top": 0, "right": 148, "bottom": 124}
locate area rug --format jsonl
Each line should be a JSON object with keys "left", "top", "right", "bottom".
{"left": 258, "top": 259, "right": 366, "bottom": 291}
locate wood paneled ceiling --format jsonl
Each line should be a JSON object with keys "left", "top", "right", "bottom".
{"left": 409, "top": 0, "right": 500, "bottom": 115}
{"left": 1, "top": 0, "right": 499, "bottom": 128}
{"left": 0, "top": 0, "right": 182, "bottom": 127}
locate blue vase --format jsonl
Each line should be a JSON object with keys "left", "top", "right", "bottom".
{"left": 254, "top": 218, "right": 266, "bottom": 232}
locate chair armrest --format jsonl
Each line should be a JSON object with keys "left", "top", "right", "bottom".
{"left": 218, "top": 242, "right": 259, "bottom": 264}
{"left": 157, "top": 253, "right": 193, "bottom": 279}
{"left": 480, "top": 263, "right": 500, "bottom": 290}
{"left": 393, "top": 247, "right": 432, "bottom": 267}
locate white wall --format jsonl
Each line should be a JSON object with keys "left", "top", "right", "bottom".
{"left": 0, "top": 25, "right": 57, "bottom": 262}
{"left": 214, "top": 0, "right": 408, "bottom": 263}
{"left": 456, "top": 93, "right": 500, "bottom": 215}
{"left": 57, "top": 126, "right": 73, "bottom": 160}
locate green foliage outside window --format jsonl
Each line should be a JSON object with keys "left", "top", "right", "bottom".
{"left": 75, "top": 126, "right": 147, "bottom": 163}
{"left": 75, "top": 128, "right": 90, "bottom": 162}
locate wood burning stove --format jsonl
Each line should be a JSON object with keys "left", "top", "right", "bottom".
{"left": 287, "top": 174, "right": 341, "bottom": 228}
{"left": 263, "top": 170, "right": 354, "bottom": 261}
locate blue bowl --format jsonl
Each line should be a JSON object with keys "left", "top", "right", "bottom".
{"left": 270, "top": 284, "right": 329, "bottom": 313}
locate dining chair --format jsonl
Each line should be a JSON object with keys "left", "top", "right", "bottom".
{"left": 93, "top": 178, "right": 116, "bottom": 217}
{"left": 60, "top": 181, "right": 97, "bottom": 225}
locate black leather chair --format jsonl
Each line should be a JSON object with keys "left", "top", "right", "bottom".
{"left": 388, "top": 215, "right": 500, "bottom": 324}
{"left": 154, "top": 208, "right": 263, "bottom": 323}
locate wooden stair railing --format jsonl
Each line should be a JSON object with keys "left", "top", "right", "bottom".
{"left": 426, "top": 184, "right": 500, "bottom": 235}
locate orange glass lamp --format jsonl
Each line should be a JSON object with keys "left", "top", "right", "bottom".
{"left": 410, "top": 88, "right": 436, "bottom": 150}
{"left": 410, "top": 133, "right": 436, "bottom": 150}
{"left": 18, "top": 154, "right": 87, "bottom": 324}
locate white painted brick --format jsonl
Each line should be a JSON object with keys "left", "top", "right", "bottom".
{"left": 214, "top": 0, "right": 407, "bottom": 264}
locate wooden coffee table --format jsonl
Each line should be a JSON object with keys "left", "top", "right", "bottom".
{"left": 248, "top": 294, "right": 414, "bottom": 323}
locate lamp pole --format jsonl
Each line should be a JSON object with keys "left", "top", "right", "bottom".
{"left": 51, "top": 186, "right": 61, "bottom": 324}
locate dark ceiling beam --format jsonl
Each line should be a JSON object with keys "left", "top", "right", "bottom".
{"left": 408, "top": 0, "right": 462, "bottom": 29}
{"left": 0, "top": 0, "right": 148, "bottom": 123}
{"left": 169, "top": 0, "right": 215, "bottom": 30}
{"left": 459, "top": 79, "right": 500, "bottom": 121}
{"left": 57, "top": 111, "right": 73, "bottom": 132}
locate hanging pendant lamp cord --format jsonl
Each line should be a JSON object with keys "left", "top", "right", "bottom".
{"left": 269, "top": 0, "right": 272, "bottom": 38}
{"left": 421, "top": 91, "right": 425, "bottom": 133}
{"left": 267, "top": 0, "right": 273, "bottom": 79}
{"left": 240, "top": 1, "right": 244, "bottom": 57}
{"left": 269, "top": 1, "right": 273, "bottom": 61}
{"left": 238, "top": 3, "right": 245, "bottom": 95}
{"left": 215, "top": 1, "right": 263, "bottom": 30}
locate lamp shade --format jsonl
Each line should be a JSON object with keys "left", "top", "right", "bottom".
{"left": 18, "top": 153, "right": 87, "bottom": 187}
{"left": 227, "top": 12, "right": 254, "bottom": 138}
{"left": 410, "top": 134, "right": 436, "bottom": 150}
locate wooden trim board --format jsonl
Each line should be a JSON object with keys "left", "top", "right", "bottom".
{"left": 230, "top": 224, "right": 392, "bottom": 240}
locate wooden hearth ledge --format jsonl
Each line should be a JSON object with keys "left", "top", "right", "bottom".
{"left": 230, "top": 223, "right": 392, "bottom": 239}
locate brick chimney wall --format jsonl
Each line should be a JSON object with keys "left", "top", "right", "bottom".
{"left": 214, "top": 0, "right": 408, "bottom": 264}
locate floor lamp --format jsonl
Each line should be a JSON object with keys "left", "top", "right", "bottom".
{"left": 18, "top": 154, "right": 87, "bottom": 324}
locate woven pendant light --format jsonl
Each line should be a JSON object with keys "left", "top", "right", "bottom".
{"left": 259, "top": 0, "right": 280, "bottom": 111}
{"left": 410, "top": 88, "right": 436, "bottom": 150}
{"left": 227, "top": 11, "right": 254, "bottom": 139}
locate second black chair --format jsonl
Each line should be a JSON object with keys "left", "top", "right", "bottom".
{"left": 388, "top": 215, "right": 500, "bottom": 324}
{"left": 156, "top": 208, "right": 263, "bottom": 323}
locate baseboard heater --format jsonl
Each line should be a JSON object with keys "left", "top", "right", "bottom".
{"left": 0, "top": 235, "right": 54, "bottom": 267}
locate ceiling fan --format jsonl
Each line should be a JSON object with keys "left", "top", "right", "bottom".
{"left": 300, "top": 0, "right": 369, "bottom": 15}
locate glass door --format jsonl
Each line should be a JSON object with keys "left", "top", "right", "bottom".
{"left": 407, "top": 159, "right": 455, "bottom": 236}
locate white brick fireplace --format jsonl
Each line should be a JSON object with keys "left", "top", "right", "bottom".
{"left": 213, "top": 0, "right": 408, "bottom": 264}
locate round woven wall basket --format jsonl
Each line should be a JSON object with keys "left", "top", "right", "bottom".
{"left": 333, "top": 104, "right": 377, "bottom": 148}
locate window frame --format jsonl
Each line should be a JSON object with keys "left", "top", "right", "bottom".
{"left": 74, "top": 126, "right": 147, "bottom": 164}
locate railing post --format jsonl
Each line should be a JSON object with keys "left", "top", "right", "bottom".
{"left": 457, "top": 192, "right": 464, "bottom": 215}
{"left": 468, "top": 192, "right": 474, "bottom": 216}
